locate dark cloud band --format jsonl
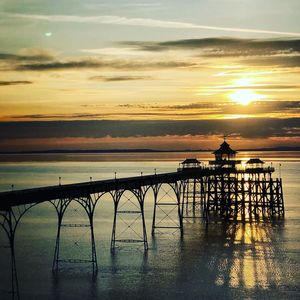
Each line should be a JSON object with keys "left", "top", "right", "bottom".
{"left": 0, "top": 118, "right": 299, "bottom": 139}
{"left": 123, "top": 38, "right": 300, "bottom": 53}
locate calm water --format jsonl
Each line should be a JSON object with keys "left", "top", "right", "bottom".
{"left": 0, "top": 152, "right": 299, "bottom": 299}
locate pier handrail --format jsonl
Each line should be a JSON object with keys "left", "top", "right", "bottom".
{"left": 0, "top": 164, "right": 275, "bottom": 210}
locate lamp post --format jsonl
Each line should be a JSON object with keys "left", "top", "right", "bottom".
{"left": 279, "top": 163, "right": 282, "bottom": 178}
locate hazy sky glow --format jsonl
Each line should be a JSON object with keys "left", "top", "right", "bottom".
{"left": 1, "top": 0, "right": 300, "bottom": 150}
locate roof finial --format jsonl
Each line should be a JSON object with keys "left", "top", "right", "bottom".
{"left": 223, "top": 134, "right": 227, "bottom": 141}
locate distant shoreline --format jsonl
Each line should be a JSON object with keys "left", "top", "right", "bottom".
{"left": 1, "top": 147, "right": 300, "bottom": 154}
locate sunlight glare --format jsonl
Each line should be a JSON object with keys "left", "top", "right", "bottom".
{"left": 229, "top": 90, "right": 265, "bottom": 105}
{"left": 234, "top": 77, "right": 253, "bottom": 86}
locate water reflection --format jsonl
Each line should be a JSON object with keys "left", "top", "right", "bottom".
{"left": 173, "top": 220, "right": 288, "bottom": 298}
{"left": 1, "top": 216, "right": 296, "bottom": 299}
{"left": 99, "top": 221, "right": 289, "bottom": 299}
{"left": 51, "top": 269, "right": 98, "bottom": 300}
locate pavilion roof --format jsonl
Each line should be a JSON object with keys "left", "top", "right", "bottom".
{"left": 246, "top": 158, "right": 264, "bottom": 164}
{"left": 181, "top": 158, "right": 201, "bottom": 164}
{"left": 213, "top": 141, "right": 237, "bottom": 155}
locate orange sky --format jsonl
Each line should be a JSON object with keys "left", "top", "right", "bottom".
{"left": 1, "top": 1, "right": 300, "bottom": 150}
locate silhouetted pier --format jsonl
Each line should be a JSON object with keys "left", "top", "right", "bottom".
{"left": 0, "top": 140, "right": 284, "bottom": 299}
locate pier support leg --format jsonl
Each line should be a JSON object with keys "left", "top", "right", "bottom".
{"left": 51, "top": 199, "right": 71, "bottom": 272}
{"left": 202, "top": 178, "right": 209, "bottom": 222}
{"left": 2, "top": 210, "right": 19, "bottom": 300}
{"left": 76, "top": 194, "right": 101, "bottom": 274}
{"left": 151, "top": 186, "right": 159, "bottom": 236}
{"left": 0, "top": 205, "right": 34, "bottom": 300}
{"left": 111, "top": 188, "right": 148, "bottom": 252}
{"left": 52, "top": 194, "right": 101, "bottom": 274}
{"left": 111, "top": 195, "right": 118, "bottom": 251}
{"left": 151, "top": 182, "right": 184, "bottom": 235}
{"left": 279, "top": 178, "right": 285, "bottom": 216}
{"left": 181, "top": 179, "right": 203, "bottom": 219}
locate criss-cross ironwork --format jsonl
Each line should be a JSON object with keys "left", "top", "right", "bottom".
{"left": 111, "top": 187, "right": 149, "bottom": 251}
{"left": 151, "top": 182, "right": 184, "bottom": 235}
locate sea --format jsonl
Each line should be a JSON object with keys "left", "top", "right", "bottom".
{"left": 0, "top": 151, "right": 299, "bottom": 299}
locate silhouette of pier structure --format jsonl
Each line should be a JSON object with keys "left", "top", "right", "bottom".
{"left": 0, "top": 140, "right": 284, "bottom": 299}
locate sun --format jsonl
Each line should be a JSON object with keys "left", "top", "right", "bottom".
{"left": 227, "top": 77, "right": 266, "bottom": 105}
{"left": 229, "top": 90, "right": 264, "bottom": 105}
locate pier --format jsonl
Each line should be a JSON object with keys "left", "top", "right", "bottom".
{"left": 0, "top": 141, "right": 284, "bottom": 299}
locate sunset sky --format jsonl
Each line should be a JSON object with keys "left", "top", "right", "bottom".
{"left": 1, "top": 0, "right": 300, "bottom": 151}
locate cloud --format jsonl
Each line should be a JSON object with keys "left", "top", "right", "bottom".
{"left": 16, "top": 60, "right": 102, "bottom": 71}
{"left": 11, "top": 113, "right": 106, "bottom": 119}
{"left": 209, "top": 84, "right": 300, "bottom": 91}
{"left": 89, "top": 75, "right": 153, "bottom": 81}
{"left": 14, "top": 58, "right": 195, "bottom": 71}
{"left": 0, "top": 48, "right": 58, "bottom": 71}
{"left": 81, "top": 47, "right": 153, "bottom": 56}
{"left": 2, "top": 12, "right": 300, "bottom": 36}
{"left": 7, "top": 111, "right": 217, "bottom": 120}
{"left": 222, "top": 101, "right": 300, "bottom": 115}
{"left": 77, "top": 100, "right": 300, "bottom": 120}
{"left": 0, "top": 48, "right": 55, "bottom": 62}
{"left": 129, "top": 102, "right": 220, "bottom": 110}
{"left": 118, "top": 102, "right": 219, "bottom": 110}
{"left": 242, "top": 55, "right": 300, "bottom": 68}
{"left": 4, "top": 38, "right": 300, "bottom": 72}
{"left": 121, "top": 38, "right": 300, "bottom": 69}
{"left": 0, "top": 48, "right": 191, "bottom": 73}
{"left": 118, "top": 100, "right": 300, "bottom": 116}
{"left": 123, "top": 37, "right": 300, "bottom": 55}
{"left": 0, "top": 80, "right": 33, "bottom": 86}
{"left": 1, "top": 118, "right": 299, "bottom": 140}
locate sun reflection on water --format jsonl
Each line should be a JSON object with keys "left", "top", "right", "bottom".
{"left": 225, "top": 223, "right": 282, "bottom": 289}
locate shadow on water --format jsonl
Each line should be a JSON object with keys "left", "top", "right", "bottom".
{"left": 51, "top": 269, "right": 98, "bottom": 300}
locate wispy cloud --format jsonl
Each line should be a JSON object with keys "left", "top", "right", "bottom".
{"left": 16, "top": 60, "right": 102, "bottom": 71}
{"left": 242, "top": 55, "right": 300, "bottom": 68}
{"left": 15, "top": 58, "right": 195, "bottom": 71}
{"left": 7, "top": 111, "right": 216, "bottom": 120}
{"left": 118, "top": 102, "right": 219, "bottom": 110}
{"left": 207, "top": 84, "right": 300, "bottom": 91}
{"left": 89, "top": 75, "right": 153, "bottom": 81}
{"left": 8, "top": 100, "right": 299, "bottom": 122}
{"left": 81, "top": 47, "right": 153, "bottom": 56}
{"left": 0, "top": 48, "right": 55, "bottom": 61}
{"left": 121, "top": 38, "right": 300, "bottom": 70}
{"left": 3, "top": 38, "right": 300, "bottom": 73}
{"left": 124, "top": 38, "right": 300, "bottom": 54}
{"left": 2, "top": 12, "right": 300, "bottom": 37}
{"left": 118, "top": 100, "right": 300, "bottom": 115}
{"left": 0, "top": 80, "right": 32, "bottom": 86}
